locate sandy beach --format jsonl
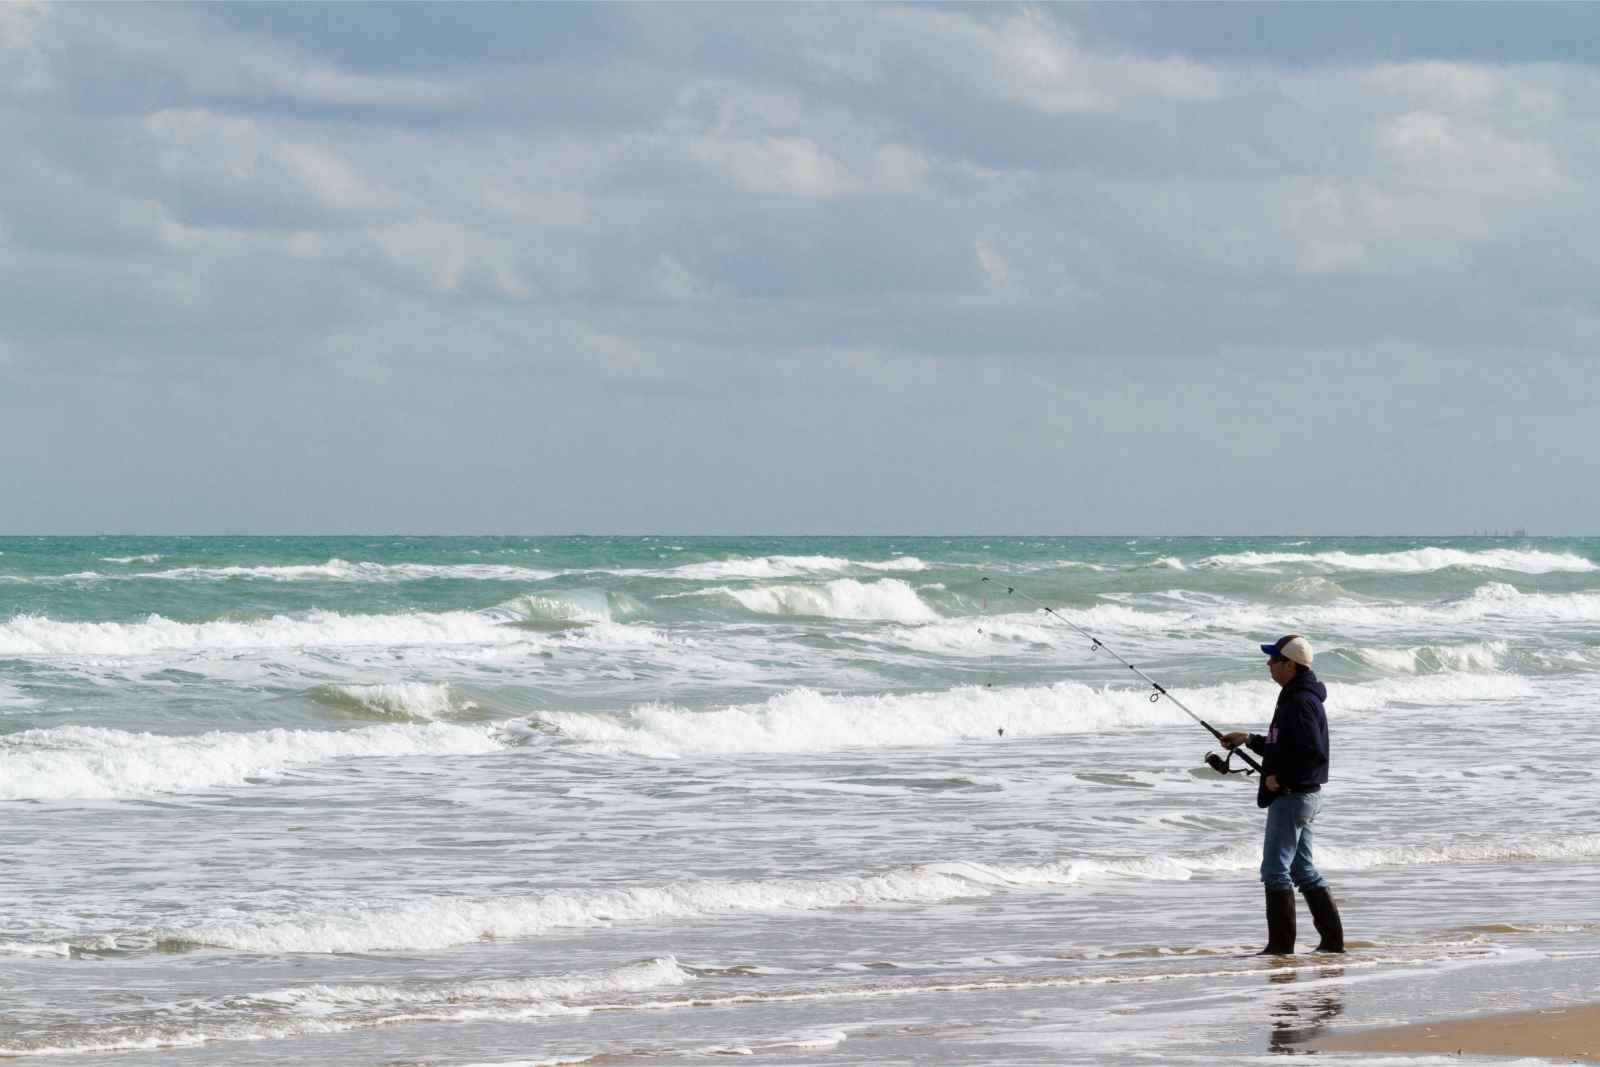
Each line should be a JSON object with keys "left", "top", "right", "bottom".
{"left": 1312, "top": 1001, "right": 1600, "bottom": 1061}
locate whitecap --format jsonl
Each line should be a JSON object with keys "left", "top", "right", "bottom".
{"left": 0, "top": 608, "right": 530, "bottom": 657}
{"left": 142, "top": 559, "right": 559, "bottom": 583}
{"left": 255, "top": 955, "right": 689, "bottom": 1012}
{"left": 528, "top": 673, "right": 1530, "bottom": 758}
{"left": 711, "top": 578, "right": 939, "bottom": 623}
{"left": 1196, "top": 547, "right": 1596, "bottom": 575}
{"left": 316, "top": 683, "right": 476, "bottom": 721}
{"left": 156, "top": 827, "right": 1597, "bottom": 955}
{"left": 655, "top": 555, "right": 928, "bottom": 581}
{"left": 0, "top": 721, "right": 507, "bottom": 800}
{"left": 1347, "top": 641, "right": 1509, "bottom": 675}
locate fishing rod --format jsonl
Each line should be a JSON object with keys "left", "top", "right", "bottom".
{"left": 980, "top": 577, "right": 1263, "bottom": 777}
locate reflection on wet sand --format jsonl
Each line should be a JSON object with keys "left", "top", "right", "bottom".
{"left": 1268, "top": 967, "right": 1345, "bottom": 1054}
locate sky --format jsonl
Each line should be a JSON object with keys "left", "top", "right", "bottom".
{"left": 2, "top": 2, "right": 1596, "bottom": 535}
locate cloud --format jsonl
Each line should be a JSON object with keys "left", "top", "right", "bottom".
{"left": 685, "top": 132, "right": 855, "bottom": 199}
{"left": 1374, "top": 110, "right": 1567, "bottom": 196}
{"left": 0, "top": 2, "right": 54, "bottom": 95}
{"left": 879, "top": 6, "right": 1226, "bottom": 115}
{"left": 3, "top": 3, "right": 1598, "bottom": 532}
{"left": 23, "top": 3, "right": 461, "bottom": 114}
{"left": 648, "top": 255, "right": 718, "bottom": 303}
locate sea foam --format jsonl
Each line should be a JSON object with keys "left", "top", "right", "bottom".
{"left": 928, "top": 585, "right": 1600, "bottom": 648}
{"left": 1257, "top": 583, "right": 1600, "bottom": 630}
{"left": 1195, "top": 547, "right": 1596, "bottom": 574}
{"left": 160, "top": 830, "right": 1600, "bottom": 955}
{"left": 165, "top": 867, "right": 997, "bottom": 953}
{"left": 315, "top": 682, "right": 476, "bottom": 721}
{"left": 714, "top": 578, "right": 939, "bottom": 623}
{"left": 1347, "top": 641, "right": 1510, "bottom": 675}
{"left": 0, "top": 608, "right": 529, "bottom": 657}
{"left": 0, "top": 958, "right": 691, "bottom": 1058}
{"left": 0, "top": 722, "right": 507, "bottom": 800}
{"left": 656, "top": 555, "right": 928, "bottom": 581}
{"left": 143, "top": 560, "right": 559, "bottom": 582}
{"left": 530, "top": 674, "right": 1530, "bottom": 758}
{"left": 256, "top": 955, "right": 690, "bottom": 1012}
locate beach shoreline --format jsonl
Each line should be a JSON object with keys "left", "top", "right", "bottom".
{"left": 1308, "top": 1000, "right": 1600, "bottom": 1061}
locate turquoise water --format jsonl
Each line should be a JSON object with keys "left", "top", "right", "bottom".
{"left": 2, "top": 535, "right": 1598, "bottom": 1063}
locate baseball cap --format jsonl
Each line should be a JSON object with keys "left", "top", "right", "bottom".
{"left": 1260, "top": 634, "right": 1313, "bottom": 667}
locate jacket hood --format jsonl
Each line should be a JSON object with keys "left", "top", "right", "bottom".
{"left": 1283, "top": 667, "right": 1326, "bottom": 703}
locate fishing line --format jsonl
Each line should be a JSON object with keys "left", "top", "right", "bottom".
{"left": 978, "top": 581, "right": 1004, "bottom": 736}
{"left": 980, "top": 577, "right": 1261, "bottom": 775}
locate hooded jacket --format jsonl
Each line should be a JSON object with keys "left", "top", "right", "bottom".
{"left": 1246, "top": 667, "right": 1329, "bottom": 808}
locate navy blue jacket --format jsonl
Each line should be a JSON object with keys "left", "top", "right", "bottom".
{"left": 1246, "top": 668, "right": 1329, "bottom": 808}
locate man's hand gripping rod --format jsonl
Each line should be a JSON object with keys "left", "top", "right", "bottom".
{"left": 980, "top": 577, "right": 1263, "bottom": 776}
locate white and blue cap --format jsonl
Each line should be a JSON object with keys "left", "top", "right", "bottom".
{"left": 1260, "top": 634, "right": 1313, "bottom": 667}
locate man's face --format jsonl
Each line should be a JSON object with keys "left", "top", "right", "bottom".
{"left": 1268, "top": 657, "right": 1296, "bottom": 686}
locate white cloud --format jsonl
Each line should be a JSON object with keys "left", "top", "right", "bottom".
{"left": 368, "top": 218, "right": 470, "bottom": 296}
{"left": 685, "top": 133, "right": 855, "bottom": 199}
{"left": 974, "top": 240, "right": 1012, "bottom": 290}
{"left": 67, "top": 4, "right": 460, "bottom": 110}
{"left": 7, "top": 4, "right": 1600, "bottom": 531}
{"left": 0, "top": 2, "right": 54, "bottom": 95}
{"left": 662, "top": 79, "right": 869, "bottom": 198}
{"left": 364, "top": 218, "right": 536, "bottom": 301}
{"left": 879, "top": 7, "right": 1225, "bottom": 115}
{"left": 273, "top": 140, "right": 384, "bottom": 213}
{"left": 1279, "top": 184, "right": 1370, "bottom": 275}
{"left": 1362, "top": 61, "right": 1524, "bottom": 111}
{"left": 142, "top": 108, "right": 408, "bottom": 218}
{"left": 1374, "top": 110, "right": 1567, "bottom": 196}
{"left": 649, "top": 255, "right": 717, "bottom": 302}
{"left": 869, "top": 143, "right": 931, "bottom": 193}
{"left": 802, "top": 45, "right": 883, "bottom": 85}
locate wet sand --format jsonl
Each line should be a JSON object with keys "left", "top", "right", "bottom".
{"left": 1310, "top": 1001, "right": 1600, "bottom": 1061}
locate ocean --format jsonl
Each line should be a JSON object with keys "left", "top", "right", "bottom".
{"left": 2, "top": 535, "right": 1598, "bottom": 1065}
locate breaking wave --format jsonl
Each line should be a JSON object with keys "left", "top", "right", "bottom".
{"left": 161, "top": 862, "right": 1161, "bottom": 955}
{"left": 0, "top": 596, "right": 664, "bottom": 658}
{"left": 656, "top": 555, "right": 928, "bottom": 581}
{"left": 0, "top": 958, "right": 691, "bottom": 1058}
{"left": 1344, "top": 641, "right": 1509, "bottom": 675}
{"left": 1195, "top": 547, "right": 1596, "bottom": 574}
{"left": 1261, "top": 583, "right": 1600, "bottom": 629}
{"left": 0, "top": 722, "right": 507, "bottom": 800}
{"left": 159, "top": 831, "right": 1600, "bottom": 955}
{"left": 144, "top": 560, "right": 560, "bottom": 582}
{"left": 491, "top": 593, "right": 611, "bottom": 625}
{"left": 0, "top": 609, "right": 527, "bottom": 657}
{"left": 921, "top": 585, "right": 1600, "bottom": 650}
{"left": 255, "top": 955, "right": 690, "bottom": 1012}
{"left": 1270, "top": 576, "right": 1350, "bottom": 599}
{"left": 529, "top": 674, "right": 1530, "bottom": 758}
{"left": 712, "top": 578, "right": 939, "bottom": 623}
{"left": 311, "top": 682, "right": 477, "bottom": 721}
{"left": 0, "top": 940, "right": 72, "bottom": 958}
{"left": 0, "top": 560, "right": 564, "bottom": 584}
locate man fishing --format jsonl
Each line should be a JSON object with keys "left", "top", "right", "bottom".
{"left": 1220, "top": 634, "right": 1345, "bottom": 955}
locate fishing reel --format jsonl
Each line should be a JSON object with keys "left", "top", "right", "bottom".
{"left": 1205, "top": 749, "right": 1256, "bottom": 776}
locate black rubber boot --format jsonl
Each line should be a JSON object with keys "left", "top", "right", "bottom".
{"left": 1259, "top": 888, "right": 1296, "bottom": 955}
{"left": 1303, "top": 885, "right": 1345, "bottom": 953}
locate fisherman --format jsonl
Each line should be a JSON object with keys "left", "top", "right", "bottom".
{"left": 1220, "top": 635, "right": 1345, "bottom": 955}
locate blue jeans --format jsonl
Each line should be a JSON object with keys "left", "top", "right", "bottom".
{"left": 1260, "top": 791, "right": 1328, "bottom": 892}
